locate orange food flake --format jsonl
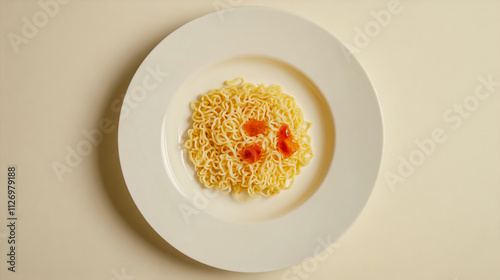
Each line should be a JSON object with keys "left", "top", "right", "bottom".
{"left": 242, "top": 118, "right": 268, "bottom": 137}
{"left": 239, "top": 143, "right": 263, "bottom": 164}
{"left": 277, "top": 124, "right": 300, "bottom": 158}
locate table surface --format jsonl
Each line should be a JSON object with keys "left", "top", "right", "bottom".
{"left": 1, "top": 1, "right": 499, "bottom": 279}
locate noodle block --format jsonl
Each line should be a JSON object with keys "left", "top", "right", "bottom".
{"left": 183, "top": 78, "right": 313, "bottom": 199}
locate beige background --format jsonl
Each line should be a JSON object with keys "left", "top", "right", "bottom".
{"left": 1, "top": 0, "right": 499, "bottom": 279}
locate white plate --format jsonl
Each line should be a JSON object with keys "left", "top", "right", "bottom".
{"left": 118, "top": 7, "right": 383, "bottom": 273}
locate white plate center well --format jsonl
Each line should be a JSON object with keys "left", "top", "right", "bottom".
{"left": 163, "top": 55, "right": 335, "bottom": 223}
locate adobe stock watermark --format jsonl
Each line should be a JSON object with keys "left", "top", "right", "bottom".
{"left": 51, "top": 65, "right": 169, "bottom": 182}
{"left": 340, "top": 0, "right": 403, "bottom": 62}
{"left": 7, "top": 0, "right": 71, "bottom": 54}
{"left": 212, "top": 0, "right": 244, "bottom": 21}
{"left": 111, "top": 267, "right": 135, "bottom": 280}
{"left": 282, "top": 236, "right": 339, "bottom": 280}
{"left": 385, "top": 74, "right": 500, "bottom": 191}
{"left": 178, "top": 187, "right": 218, "bottom": 224}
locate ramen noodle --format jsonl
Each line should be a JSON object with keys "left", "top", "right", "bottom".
{"left": 184, "top": 78, "right": 312, "bottom": 199}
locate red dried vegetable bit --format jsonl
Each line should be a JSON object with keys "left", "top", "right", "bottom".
{"left": 277, "top": 124, "right": 300, "bottom": 159}
{"left": 239, "top": 143, "right": 263, "bottom": 164}
{"left": 242, "top": 118, "right": 268, "bottom": 136}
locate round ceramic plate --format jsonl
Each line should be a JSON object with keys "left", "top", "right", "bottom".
{"left": 118, "top": 6, "right": 383, "bottom": 273}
